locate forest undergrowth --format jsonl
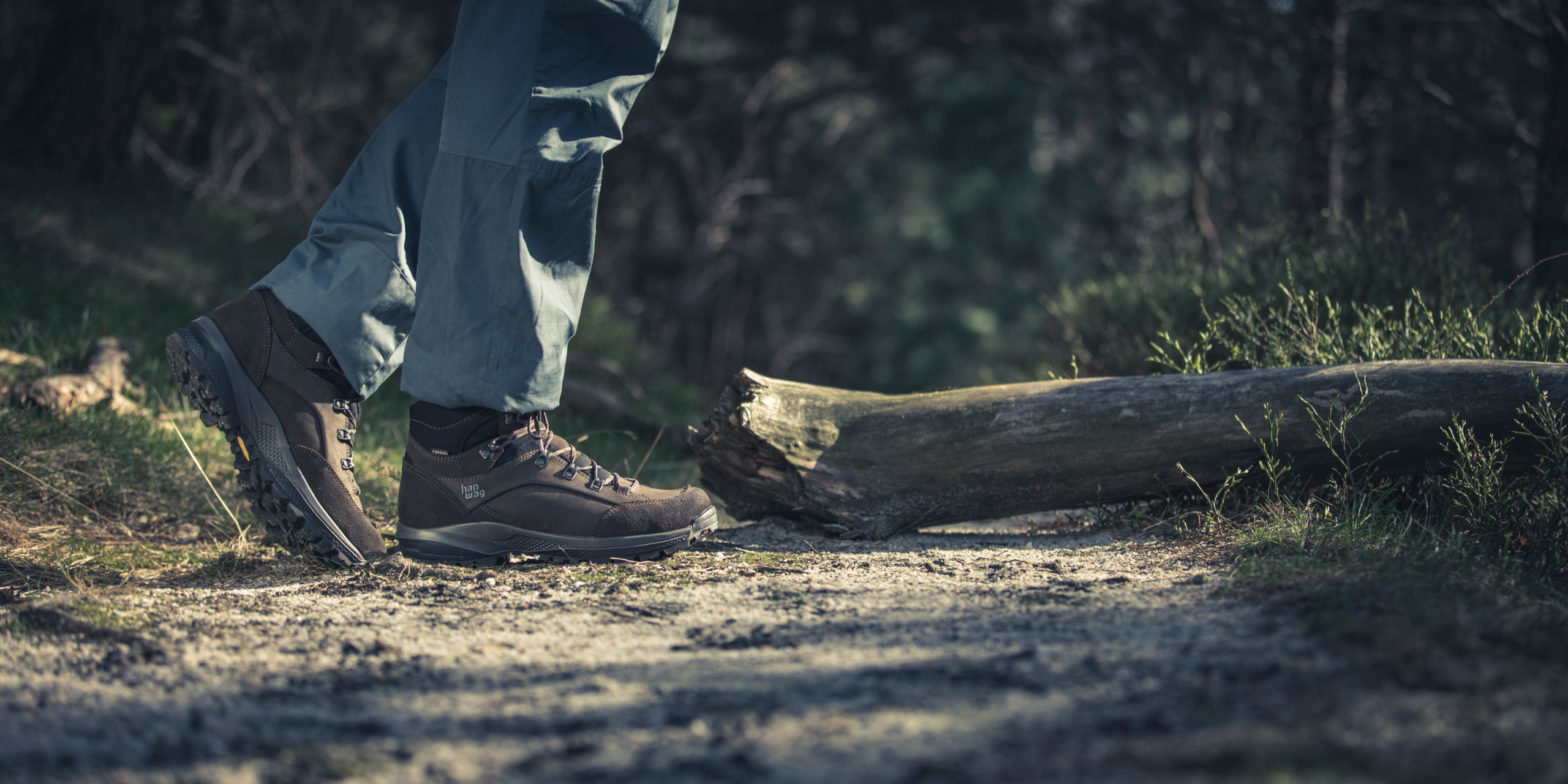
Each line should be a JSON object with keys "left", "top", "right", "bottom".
{"left": 1052, "top": 218, "right": 1568, "bottom": 646}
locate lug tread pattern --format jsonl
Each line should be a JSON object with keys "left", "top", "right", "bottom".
{"left": 166, "top": 329, "right": 362, "bottom": 568}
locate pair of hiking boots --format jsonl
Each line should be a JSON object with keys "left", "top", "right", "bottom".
{"left": 165, "top": 290, "right": 716, "bottom": 567}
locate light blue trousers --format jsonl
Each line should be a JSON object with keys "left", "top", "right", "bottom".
{"left": 258, "top": 0, "right": 677, "bottom": 413}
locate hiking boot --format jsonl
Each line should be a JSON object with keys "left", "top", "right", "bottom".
{"left": 397, "top": 407, "right": 717, "bottom": 565}
{"left": 165, "top": 289, "right": 385, "bottom": 566}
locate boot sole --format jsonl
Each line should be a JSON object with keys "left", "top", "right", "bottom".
{"left": 166, "top": 318, "right": 366, "bottom": 567}
{"left": 396, "top": 507, "right": 719, "bottom": 566}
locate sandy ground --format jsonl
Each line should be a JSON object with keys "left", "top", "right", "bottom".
{"left": 3, "top": 518, "right": 1566, "bottom": 783}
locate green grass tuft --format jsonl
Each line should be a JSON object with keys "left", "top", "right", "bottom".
{"left": 1058, "top": 215, "right": 1568, "bottom": 629}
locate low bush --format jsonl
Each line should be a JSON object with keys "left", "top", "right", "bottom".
{"left": 1146, "top": 262, "right": 1568, "bottom": 580}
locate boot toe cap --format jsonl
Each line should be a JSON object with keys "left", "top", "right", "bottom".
{"left": 595, "top": 486, "right": 713, "bottom": 537}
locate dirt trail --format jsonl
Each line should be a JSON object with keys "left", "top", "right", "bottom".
{"left": 3, "top": 519, "right": 1565, "bottom": 783}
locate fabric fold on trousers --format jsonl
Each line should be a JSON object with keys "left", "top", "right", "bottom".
{"left": 259, "top": 0, "right": 679, "bottom": 412}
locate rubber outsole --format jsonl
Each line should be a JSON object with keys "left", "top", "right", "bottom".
{"left": 397, "top": 507, "right": 720, "bottom": 567}
{"left": 165, "top": 321, "right": 365, "bottom": 567}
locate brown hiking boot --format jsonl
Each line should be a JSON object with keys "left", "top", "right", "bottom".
{"left": 397, "top": 408, "right": 717, "bottom": 565}
{"left": 165, "top": 290, "right": 385, "bottom": 566}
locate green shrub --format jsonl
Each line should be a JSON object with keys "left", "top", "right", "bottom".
{"left": 1040, "top": 215, "right": 1495, "bottom": 376}
{"left": 1158, "top": 303, "right": 1568, "bottom": 578}
{"left": 1434, "top": 389, "right": 1568, "bottom": 573}
{"left": 1152, "top": 289, "right": 1568, "bottom": 374}
{"left": 1123, "top": 215, "right": 1568, "bottom": 579}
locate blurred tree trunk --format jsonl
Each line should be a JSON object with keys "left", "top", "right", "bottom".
{"left": 1187, "top": 54, "right": 1221, "bottom": 264}
{"left": 1535, "top": 28, "right": 1568, "bottom": 286}
{"left": 9, "top": 0, "right": 176, "bottom": 181}
{"left": 1325, "top": 1, "right": 1349, "bottom": 230}
{"left": 1363, "top": 9, "right": 1404, "bottom": 217}
{"left": 1291, "top": 0, "right": 1350, "bottom": 230}
{"left": 149, "top": 0, "right": 230, "bottom": 171}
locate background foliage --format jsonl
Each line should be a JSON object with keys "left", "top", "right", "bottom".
{"left": 3, "top": 0, "right": 1565, "bottom": 399}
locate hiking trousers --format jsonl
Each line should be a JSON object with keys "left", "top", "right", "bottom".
{"left": 257, "top": 0, "right": 677, "bottom": 413}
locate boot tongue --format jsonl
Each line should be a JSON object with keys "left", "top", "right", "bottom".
{"left": 291, "top": 329, "right": 356, "bottom": 400}
{"left": 499, "top": 411, "right": 537, "bottom": 435}
{"left": 508, "top": 414, "right": 596, "bottom": 470}
{"left": 311, "top": 353, "right": 358, "bottom": 399}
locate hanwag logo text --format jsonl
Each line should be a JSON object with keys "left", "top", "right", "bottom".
{"left": 461, "top": 483, "right": 486, "bottom": 500}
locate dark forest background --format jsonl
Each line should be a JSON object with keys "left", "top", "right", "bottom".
{"left": 3, "top": 0, "right": 1565, "bottom": 396}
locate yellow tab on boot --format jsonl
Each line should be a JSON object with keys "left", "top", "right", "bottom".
{"left": 236, "top": 436, "right": 251, "bottom": 462}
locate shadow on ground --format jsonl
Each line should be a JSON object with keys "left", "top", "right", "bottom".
{"left": 3, "top": 520, "right": 1565, "bottom": 783}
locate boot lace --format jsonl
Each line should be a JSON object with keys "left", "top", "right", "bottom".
{"left": 319, "top": 351, "right": 360, "bottom": 476}
{"left": 482, "top": 412, "right": 637, "bottom": 494}
{"left": 331, "top": 397, "right": 360, "bottom": 475}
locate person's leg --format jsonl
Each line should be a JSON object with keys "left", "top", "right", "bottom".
{"left": 168, "top": 0, "right": 712, "bottom": 567}
{"left": 401, "top": 0, "right": 679, "bottom": 413}
{"left": 255, "top": 52, "right": 451, "bottom": 399}
{"left": 254, "top": 0, "right": 677, "bottom": 415}
{"left": 395, "top": 0, "right": 717, "bottom": 565}
{"left": 164, "top": 54, "right": 454, "bottom": 566}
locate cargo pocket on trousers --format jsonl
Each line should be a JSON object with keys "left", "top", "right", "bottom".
{"left": 519, "top": 162, "right": 602, "bottom": 271}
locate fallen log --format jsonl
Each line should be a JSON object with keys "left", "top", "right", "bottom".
{"left": 690, "top": 360, "right": 1568, "bottom": 538}
{"left": 16, "top": 337, "right": 139, "bottom": 416}
{"left": 0, "top": 348, "right": 47, "bottom": 398}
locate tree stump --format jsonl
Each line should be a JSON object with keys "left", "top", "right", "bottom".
{"left": 690, "top": 361, "right": 1568, "bottom": 538}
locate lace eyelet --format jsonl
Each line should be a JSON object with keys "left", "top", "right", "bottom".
{"left": 535, "top": 455, "right": 550, "bottom": 469}
{"left": 337, "top": 428, "right": 354, "bottom": 443}
{"left": 559, "top": 465, "right": 578, "bottom": 480}
{"left": 588, "top": 476, "right": 605, "bottom": 492}
{"left": 340, "top": 457, "right": 354, "bottom": 471}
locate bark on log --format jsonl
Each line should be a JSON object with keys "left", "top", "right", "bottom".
{"left": 690, "top": 360, "right": 1568, "bottom": 538}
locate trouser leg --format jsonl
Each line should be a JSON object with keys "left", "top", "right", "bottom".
{"left": 256, "top": 54, "right": 450, "bottom": 399}
{"left": 258, "top": 0, "right": 677, "bottom": 412}
{"left": 401, "top": 0, "right": 679, "bottom": 413}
